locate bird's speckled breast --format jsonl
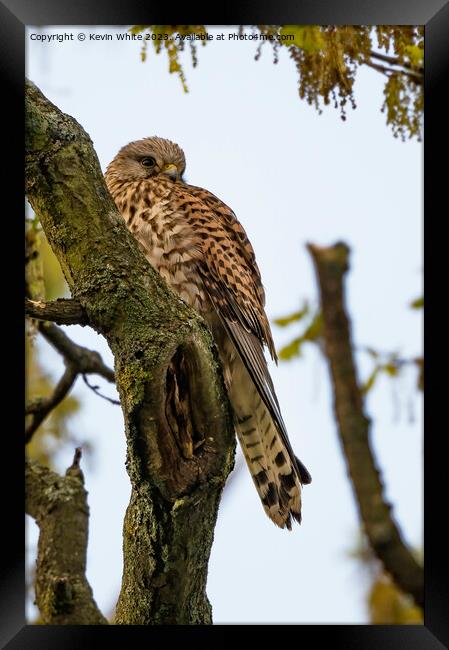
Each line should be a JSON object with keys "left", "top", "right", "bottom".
{"left": 107, "top": 177, "right": 208, "bottom": 313}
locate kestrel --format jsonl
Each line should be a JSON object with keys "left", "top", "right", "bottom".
{"left": 105, "top": 137, "right": 311, "bottom": 529}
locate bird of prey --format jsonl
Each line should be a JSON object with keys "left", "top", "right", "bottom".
{"left": 105, "top": 137, "right": 311, "bottom": 529}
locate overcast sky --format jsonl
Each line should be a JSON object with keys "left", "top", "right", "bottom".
{"left": 26, "top": 26, "right": 422, "bottom": 624}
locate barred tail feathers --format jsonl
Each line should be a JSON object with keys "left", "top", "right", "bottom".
{"left": 213, "top": 322, "right": 307, "bottom": 530}
{"left": 231, "top": 375, "right": 303, "bottom": 530}
{"left": 235, "top": 416, "right": 302, "bottom": 529}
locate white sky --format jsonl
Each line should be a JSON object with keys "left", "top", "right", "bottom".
{"left": 25, "top": 26, "right": 423, "bottom": 624}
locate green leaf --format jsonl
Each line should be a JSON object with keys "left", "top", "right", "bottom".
{"left": 280, "top": 26, "right": 325, "bottom": 52}
{"left": 382, "top": 362, "right": 399, "bottom": 377}
{"left": 273, "top": 301, "right": 309, "bottom": 327}
{"left": 129, "top": 25, "right": 149, "bottom": 35}
{"left": 361, "top": 366, "right": 380, "bottom": 394}
{"left": 277, "top": 309, "right": 322, "bottom": 362}
{"left": 403, "top": 44, "right": 424, "bottom": 67}
{"left": 278, "top": 337, "right": 304, "bottom": 361}
{"left": 410, "top": 297, "right": 424, "bottom": 309}
{"left": 302, "top": 312, "right": 323, "bottom": 342}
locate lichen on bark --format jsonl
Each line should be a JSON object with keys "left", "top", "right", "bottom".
{"left": 25, "top": 455, "right": 107, "bottom": 625}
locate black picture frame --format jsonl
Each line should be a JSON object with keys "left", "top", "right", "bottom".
{"left": 1, "top": 1, "right": 445, "bottom": 647}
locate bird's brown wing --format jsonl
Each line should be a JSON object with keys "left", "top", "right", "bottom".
{"left": 181, "top": 184, "right": 311, "bottom": 485}
{"left": 184, "top": 184, "right": 277, "bottom": 355}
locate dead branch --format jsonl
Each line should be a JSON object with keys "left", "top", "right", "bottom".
{"left": 25, "top": 449, "right": 108, "bottom": 624}
{"left": 307, "top": 241, "right": 423, "bottom": 609}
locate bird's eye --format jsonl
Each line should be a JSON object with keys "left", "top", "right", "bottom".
{"left": 141, "top": 157, "right": 156, "bottom": 168}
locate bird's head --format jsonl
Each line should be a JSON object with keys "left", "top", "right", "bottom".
{"left": 105, "top": 136, "right": 186, "bottom": 184}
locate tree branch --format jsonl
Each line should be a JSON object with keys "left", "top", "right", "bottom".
{"left": 25, "top": 323, "right": 116, "bottom": 443}
{"left": 82, "top": 373, "right": 120, "bottom": 405}
{"left": 25, "top": 450, "right": 108, "bottom": 624}
{"left": 364, "top": 60, "right": 395, "bottom": 78}
{"left": 26, "top": 297, "right": 88, "bottom": 325}
{"left": 369, "top": 49, "right": 423, "bottom": 75}
{"left": 25, "top": 362, "right": 78, "bottom": 443}
{"left": 307, "top": 241, "right": 423, "bottom": 609}
{"left": 38, "top": 322, "right": 115, "bottom": 383}
{"left": 25, "top": 78, "right": 235, "bottom": 624}
{"left": 364, "top": 58, "right": 423, "bottom": 84}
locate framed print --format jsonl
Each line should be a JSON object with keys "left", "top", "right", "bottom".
{"left": 1, "top": 0, "right": 446, "bottom": 647}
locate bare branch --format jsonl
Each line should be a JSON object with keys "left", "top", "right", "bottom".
{"left": 38, "top": 322, "right": 115, "bottom": 383}
{"left": 25, "top": 451, "right": 108, "bottom": 624}
{"left": 369, "top": 49, "right": 423, "bottom": 75}
{"left": 307, "top": 241, "right": 423, "bottom": 610}
{"left": 364, "top": 59, "right": 423, "bottom": 84}
{"left": 25, "top": 363, "right": 78, "bottom": 443}
{"left": 82, "top": 374, "right": 120, "bottom": 405}
{"left": 25, "top": 297, "right": 88, "bottom": 325}
{"left": 25, "top": 322, "right": 116, "bottom": 442}
{"left": 364, "top": 60, "right": 395, "bottom": 78}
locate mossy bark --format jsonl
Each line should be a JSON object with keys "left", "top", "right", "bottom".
{"left": 25, "top": 79, "right": 236, "bottom": 624}
{"left": 25, "top": 456, "right": 107, "bottom": 625}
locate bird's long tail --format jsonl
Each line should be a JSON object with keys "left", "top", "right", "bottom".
{"left": 230, "top": 360, "right": 304, "bottom": 530}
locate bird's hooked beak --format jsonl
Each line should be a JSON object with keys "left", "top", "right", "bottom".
{"left": 161, "top": 163, "right": 179, "bottom": 181}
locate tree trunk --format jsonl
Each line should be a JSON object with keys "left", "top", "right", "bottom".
{"left": 25, "top": 79, "right": 236, "bottom": 624}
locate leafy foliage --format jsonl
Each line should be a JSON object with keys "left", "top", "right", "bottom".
{"left": 279, "top": 26, "right": 325, "bottom": 52}
{"left": 368, "top": 573, "right": 423, "bottom": 623}
{"left": 131, "top": 25, "right": 423, "bottom": 140}
{"left": 261, "top": 25, "right": 423, "bottom": 139}
{"left": 361, "top": 296, "right": 423, "bottom": 395}
{"left": 274, "top": 296, "right": 423, "bottom": 395}
{"left": 360, "top": 347, "right": 423, "bottom": 396}
{"left": 129, "top": 25, "right": 208, "bottom": 92}
{"left": 350, "top": 534, "right": 423, "bottom": 623}
{"left": 361, "top": 348, "right": 401, "bottom": 394}
{"left": 410, "top": 296, "right": 423, "bottom": 310}
{"left": 273, "top": 301, "right": 323, "bottom": 360}
{"left": 272, "top": 301, "right": 310, "bottom": 327}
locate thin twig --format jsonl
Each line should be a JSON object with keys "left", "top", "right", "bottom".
{"left": 369, "top": 49, "right": 423, "bottom": 74}
{"left": 25, "top": 323, "right": 117, "bottom": 442}
{"left": 25, "top": 363, "right": 78, "bottom": 443}
{"left": 364, "top": 60, "right": 394, "bottom": 78}
{"left": 82, "top": 374, "right": 120, "bottom": 405}
{"left": 364, "top": 58, "right": 423, "bottom": 84}
{"left": 38, "top": 322, "right": 115, "bottom": 383}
